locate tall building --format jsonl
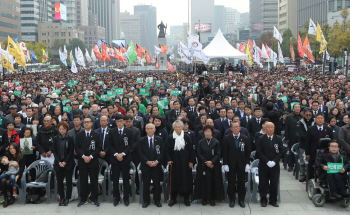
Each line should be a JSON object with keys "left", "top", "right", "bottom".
{"left": 226, "top": 8, "right": 240, "bottom": 34}
{"left": 134, "top": 5, "right": 157, "bottom": 54}
{"left": 0, "top": 0, "right": 20, "bottom": 41}
{"left": 261, "top": 0, "right": 278, "bottom": 32}
{"left": 190, "top": 0, "right": 215, "bottom": 44}
{"left": 20, "top": 0, "right": 53, "bottom": 42}
{"left": 89, "top": 0, "right": 120, "bottom": 44}
{"left": 297, "top": 0, "right": 328, "bottom": 32}
{"left": 240, "top": 12, "right": 249, "bottom": 24}
{"left": 58, "top": 0, "right": 77, "bottom": 28}
{"left": 182, "top": 23, "right": 189, "bottom": 43}
{"left": 278, "top": 0, "right": 297, "bottom": 37}
{"left": 249, "top": 0, "right": 263, "bottom": 40}
{"left": 120, "top": 12, "right": 142, "bottom": 47}
{"left": 79, "top": 25, "right": 105, "bottom": 48}
{"left": 76, "top": 0, "right": 89, "bottom": 27}
{"left": 215, "top": 6, "right": 226, "bottom": 33}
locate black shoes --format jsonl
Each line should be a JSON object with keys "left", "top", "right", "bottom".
{"left": 64, "top": 199, "right": 69, "bottom": 206}
{"left": 92, "top": 201, "right": 100, "bottom": 207}
{"left": 210, "top": 200, "right": 215, "bottom": 206}
{"left": 155, "top": 201, "right": 162, "bottom": 207}
{"left": 184, "top": 199, "right": 190, "bottom": 206}
{"left": 77, "top": 201, "right": 87, "bottom": 207}
{"left": 168, "top": 200, "right": 177, "bottom": 207}
{"left": 229, "top": 200, "right": 235, "bottom": 208}
{"left": 3, "top": 198, "right": 8, "bottom": 208}
{"left": 331, "top": 192, "right": 343, "bottom": 200}
{"left": 59, "top": 199, "right": 65, "bottom": 206}
{"left": 261, "top": 202, "right": 267, "bottom": 207}
{"left": 124, "top": 199, "right": 130, "bottom": 206}
{"left": 114, "top": 198, "right": 120, "bottom": 206}
{"left": 202, "top": 199, "right": 207, "bottom": 206}
{"left": 142, "top": 202, "right": 150, "bottom": 208}
{"left": 269, "top": 202, "right": 279, "bottom": 207}
{"left": 238, "top": 201, "right": 245, "bottom": 208}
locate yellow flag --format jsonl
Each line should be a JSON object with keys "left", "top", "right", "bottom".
{"left": 316, "top": 22, "right": 328, "bottom": 54}
{"left": 8, "top": 36, "right": 20, "bottom": 57}
{"left": 2, "top": 55, "right": 15, "bottom": 71}
{"left": 42, "top": 49, "right": 47, "bottom": 63}
{"left": 16, "top": 43, "right": 26, "bottom": 67}
{"left": 245, "top": 42, "right": 253, "bottom": 66}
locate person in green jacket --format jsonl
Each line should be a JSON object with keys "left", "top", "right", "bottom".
{"left": 150, "top": 96, "right": 165, "bottom": 117}
{"left": 133, "top": 96, "right": 147, "bottom": 114}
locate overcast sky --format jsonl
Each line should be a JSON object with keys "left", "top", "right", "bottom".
{"left": 120, "top": 0, "right": 249, "bottom": 27}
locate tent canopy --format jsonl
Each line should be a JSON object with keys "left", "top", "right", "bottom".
{"left": 203, "top": 29, "right": 248, "bottom": 60}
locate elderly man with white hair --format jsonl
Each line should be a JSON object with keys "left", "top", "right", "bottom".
{"left": 166, "top": 120, "right": 195, "bottom": 207}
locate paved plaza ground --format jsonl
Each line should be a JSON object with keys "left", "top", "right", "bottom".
{"left": 2, "top": 165, "right": 350, "bottom": 215}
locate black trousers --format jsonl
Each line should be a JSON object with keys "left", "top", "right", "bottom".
{"left": 287, "top": 152, "right": 295, "bottom": 168}
{"left": 79, "top": 166, "right": 99, "bottom": 202}
{"left": 259, "top": 166, "right": 279, "bottom": 203}
{"left": 327, "top": 173, "right": 346, "bottom": 195}
{"left": 142, "top": 167, "right": 161, "bottom": 203}
{"left": 112, "top": 163, "right": 131, "bottom": 200}
{"left": 56, "top": 167, "right": 73, "bottom": 200}
{"left": 171, "top": 191, "right": 190, "bottom": 201}
{"left": 227, "top": 166, "right": 246, "bottom": 201}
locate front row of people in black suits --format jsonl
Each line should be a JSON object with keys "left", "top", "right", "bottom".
{"left": 51, "top": 115, "right": 283, "bottom": 208}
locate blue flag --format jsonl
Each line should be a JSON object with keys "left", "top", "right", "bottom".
{"left": 60, "top": 51, "right": 67, "bottom": 66}
{"left": 14, "top": 36, "right": 18, "bottom": 44}
{"left": 30, "top": 47, "right": 38, "bottom": 64}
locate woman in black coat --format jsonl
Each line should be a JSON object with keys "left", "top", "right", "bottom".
{"left": 51, "top": 121, "right": 75, "bottom": 206}
{"left": 154, "top": 115, "right": 168, "bottom": 143}
{"left": 194, "top": 125, "right": 224, "bottom": 206}
{"left": 167, "top": 120, "right": 195, "bottom": 207}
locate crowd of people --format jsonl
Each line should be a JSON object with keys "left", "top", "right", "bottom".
{"left": 0, "top": 66, "right": 349, "bottom": 209}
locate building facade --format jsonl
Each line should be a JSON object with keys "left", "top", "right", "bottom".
{"left": 79, "top": 25, "right": 105, "bottom": 49}
{"left": 297, "top": 0, "right": 328, "bottom": 32}
{"left": 226, "top": 7, "right": 240, "bottom": 34}
{"left": 261, "top": 0, "right": 278, "bottom": 32}
{"left": 120, "top": 12, "right": 142, "bottom": 47}
{"left": 278, "top": 0, "right": 297, "bottom": 37}
{"left": 249, "top": 0, "right": 263, "bottom": 40}
{"left": 58, "top": 0, "right": 77, "bottom": 28}
{"left": 38, "top": 22, "right": 84, "bottom": 48}
{"left": 190, "top": 0, "right": 215, "bottom": 44}
{"left": 134, "top": 5, "right": 157, "bottom": 54}
{"left": 240, "top": 12, "right": 249, "bottom": 24}
{"left": 215, "top": 5, "right": 226, "bottom": 33}
{"left": 0, "top": 0, "right": 21, "bottom": 41}
{"left": 76, "top": 0, "right": 89, "bottom": 27}
{"left": 89, "top": 0, "right": 120, "bottom": 44}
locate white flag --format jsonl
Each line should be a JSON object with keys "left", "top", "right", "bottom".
{"left": 71, "top": 59, "right": 78, "bottom": 73}
{"left": 85, "top": 48, "right": 92, "bottom": 63}
{"left": 137, "top": 56, "right": 144, "bottom": 66}
{"left": 19, "top": 42, "right": 30, "bottom": 62}
{"left": 261, "top": 43, "right": 269, "bottom": 59}
{"left": 236, "top": 43, "right": 240, "bottom": 50}
{"left": 91, "top": 49, "right": 97, "bottom": 62}
{"left": 63, "top": 45, "right": 68, "bottom": 60}
{"left": 273, "top": 26, "right": 283, "bottom": 44}
{"left": 155, "top": 45, "right": 162, "bottom": 56}
{"left": 308, "top": 18, "right": 317, "bottom": 36}
{"left": 177, "top": 41, "right": 192, "bottom": 64}
{"left": 272, "top": 51, "right": 277, "bottom": 67}
{"left": 323, "top": 50, "right": 330, "bottom": 61}
{"left": 200, "top": 51, "right": 210, "bottom": 64}
{"left": 75, "top": 47, "right": 85, "bottom": 68}
{"left": 169, "top": 54, "right": 174, "bottom": 60}
{"left": 278, "top": 42, "right": 284, "bottom": 63}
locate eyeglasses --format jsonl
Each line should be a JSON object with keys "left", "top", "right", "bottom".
{"left": 305, "top": 114, "right": 312, "bottom": 116}
{"left": 329, "top": 145, "right": 339, "bottom": 148}
{"left": 83, "top": 121, "right": 92, "bottom": 124}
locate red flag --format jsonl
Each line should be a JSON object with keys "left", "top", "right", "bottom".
{"left": 136, "top": 45, "right": 145, "bottom": 57}
{"left": 160, "top": 45, "right": 168, "bottom": 54}
{"left": 114, "top": 47, "right": 124, "bottom": 63}
{"left": 290, "top": 42, "right": 295, "bottom": 62}
{"left": 302, "top": 36, "right": 314, "bottom": 62}
{"left": 239, "top": 43, "right": 246, "bottom": 53}
{"left": 156, "top": 58, "right": 160, "bottom": 69}
{"left": 297, "top": 33, "right": 304, "bottom": 58}
{"left": 145, "top": 51, "right": 152, "bottom": 64}
{"left": 166, "top": 61, "right": 175, "bottom": 72}
{"left": 248, "top": 39, "right": 253, "bottom": 52}
{"left": 101, "top": 42, "right": 111, "bottom": 62}
{"left": 93, "top": 44, "right": 102, "bottom": 60}
{"left": 121, "top": 44, "right": 127, "bottom": 53}
{"left": 265, "top": 44, "right": 271, "bottom": 58}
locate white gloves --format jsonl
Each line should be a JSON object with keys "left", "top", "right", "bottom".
{"left": 224, "top": 165, "right": 229, "bottom": 172}
{"left": 267, "top": 161, "right": 276, "bottom": 168}
{"left": 245, "top": 164, "right": 250, "bottom": 172}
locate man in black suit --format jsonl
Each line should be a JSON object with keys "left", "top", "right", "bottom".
{"left": 94, "top": 107, "right": 116, "bottom": 129}
{"left": 235, "top": 101, "right": 246, "bottom": 119}
{"left": 94, "top": 116, "right": 110, "bottom": 163}
{"left": 317, "top": 96, "right": 328, "bottom": 120}
{"left": 214, "top": 108, "right": 226, "bottom": 137}
{"left": 23, "top": 107, "right": 34, "bottom": 125}
{"left": 305, "top": 113, "right": 333, "bottom": 178}
{"left": 256, "top": 122, "right": 283, "bottom": 207}
{"left": 207, "top": 100, "right": 220, "bottom": 120}
{"left": 186, "top": 97, "right": 196, "bottom": 116}
{"left": 126, "top": 108, "right": 142, "bottom": 136}
{"left": 139, "top": 123, "right": 164, "bottom": 208}
{"left": 193, "top": 105, "right": 207, "bottom": 128}
{"left": 240, "top": 106, "right": 252, "bottom": 128}
{"left": 43, "top": 96, "right": 55, "bottom": 113}
{"left": 223, "top": 122, "right": 251, "bottom": 208}
{"left": 311, "top": 101, "right": 320, "bottom": 118}
{"left": 223, "top": 116, "right": 251, "bottom": 140}
{"left": 165, "top": 100, "right": 181, "bottom": 132}
{"left": 222, "top": 108, "right": 235, "bottom": 132}
{"left": 247, "top": 107, "right": 263, "bottom": 150}
{"left": 107, "top": 114, "right": 134, "bottom": 206}
{"left": 75, "top": 116, "right": 102, "bottom": 207}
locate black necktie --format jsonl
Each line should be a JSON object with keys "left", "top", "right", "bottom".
{"left": 102, "top": 129, "right": 105, "bottom": 149}
{"left": 150, "top": 138, "right": 153, "bottom": 154}
{"left": 86, "top": 132, "right": 89, "bottom": 138}
{"left": 269, "top": 137, "right": 272, "bottom": 141}
{"left": 319, "top": 128, "right": 322, "bottom": 131}
{"left": 257, "top": 119, "right": 260, "bottom": 124}
{"left": 119, "top": 130, "right": 122, "bottom": 135}
{"left": 28, "top": 119, "right": 31, "bottom": 124}
{"left": 176, "top": 111, "right": 179, "bottom": 116}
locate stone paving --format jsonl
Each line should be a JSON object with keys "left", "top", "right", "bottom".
{"left": 1, "top": 164, "right": 350, "bottom": 215}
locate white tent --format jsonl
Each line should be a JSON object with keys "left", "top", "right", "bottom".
{"left": 203, "top": 29, "right": 248, "bottom": 60}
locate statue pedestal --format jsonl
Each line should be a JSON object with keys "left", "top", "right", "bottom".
{"left": 157, "top": 38, "right": 167, "bottom": 68}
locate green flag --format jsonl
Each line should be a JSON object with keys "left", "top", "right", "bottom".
{"left": 127, "top": 40, "right": 137, "bottom": 64}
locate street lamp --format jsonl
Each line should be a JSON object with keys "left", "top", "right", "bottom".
{"left": 344, "top": 47, "right": 348, "bottom": 78}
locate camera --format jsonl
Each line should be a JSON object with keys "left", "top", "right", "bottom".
{"left": 198, "top": 76, "right": 204, "bottom": 85}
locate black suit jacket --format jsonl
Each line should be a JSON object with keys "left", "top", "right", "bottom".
{"left": 305, "top": 125, "right": 333, "bottom": 161}
{"left": 207, "top": 109, "right": 219, "bottom": 120}
{"left": 235, "top": 110, "right": 246, "bottom": 119}
{"left": 23, "top": 117, "right": 33, "bottom": 125}
{"left": 214, "top": 118, "right": 226, "bottom": 137}
{"left": 223, "top": 134, "right": 251, "bottom": 170}
{"left": 94, "top": 127, "right": 111, "bottom": 152}
{"left": 165, "top": 109, "right": 178, "bottom": 131}
{"left": 51, "top": 135, "right": 75, "bottom": 170}
{"left": 0, "top": 128, "right": 9, "bottom": 156}
{"left": 138, "top": 136, "right": 164, "bottom": 174}
{"left": 94, "top": 118, "right": 116, "bottom": 129}
{"left": 74, "top": 130, "right": 102, "bottom": 168}
{"left": 240, "top": 116, "right": 251, "bottom": 128}
{"left": 44, "top": 105, "right": 55, "bottom": 113}
{"left": 222, "top": 119, "right": 231, "bottom": 132}
{"left": 107, "top": 127, "right": 134, "bottom": 165}
{"left": 247, "top": 117, "right": 262, "bottom": 143}
{"left": 256, "top": 134, "right": 284, "bottom": 170}
{"left": 187, "top": 106, "right": 196, "bottom": 117}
